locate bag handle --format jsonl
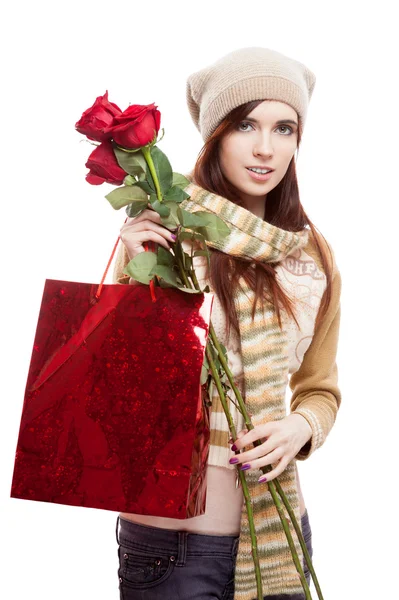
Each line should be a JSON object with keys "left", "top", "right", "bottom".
{"left": 93, "top": 217, "right": 155, "bottom": 301}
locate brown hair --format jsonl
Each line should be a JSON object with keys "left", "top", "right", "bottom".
{"left": 189, "top": 100, "right": 334, "bottom": 340}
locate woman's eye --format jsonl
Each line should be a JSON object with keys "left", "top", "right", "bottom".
{"left": 277, "top": 125, "right": 293, "bottom": 135}
{"left": 237, "top": 122, "right": 293, "bottom": 134}
{"left": 238, "top": 121, "right": 253, "bottom": 132}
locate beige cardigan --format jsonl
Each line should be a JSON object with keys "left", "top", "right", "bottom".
{"left": 112, "top": 231, "right": 342, "bottom": 466}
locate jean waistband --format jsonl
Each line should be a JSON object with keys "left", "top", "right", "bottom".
{"left": 116, "top": 516, "right": 240, "bottom": 559}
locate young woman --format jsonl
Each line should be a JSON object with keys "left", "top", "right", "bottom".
{"left": 112, "top": 47, "right": 342, "bottom": 600}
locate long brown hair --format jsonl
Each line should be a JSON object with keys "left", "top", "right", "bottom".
{"left": 189, "top": 100, "right": 334, "bottom": 340}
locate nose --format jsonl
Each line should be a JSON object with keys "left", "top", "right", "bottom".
{"left": 253, "top": 133, "right": 274, "bottom": 157}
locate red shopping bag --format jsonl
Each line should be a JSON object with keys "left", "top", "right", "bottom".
{"left": 10, "top": 230, "right": 213, "bottom": 518}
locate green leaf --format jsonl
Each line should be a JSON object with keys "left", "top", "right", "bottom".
{"left": 124, "top": 252, "right": 157, "bottom": 284}
{"left": 126, "top": 201, "right": 148, "bottom": 218}
{"left": 157, "top": 246, "right": 175, "bottom": 267}
{"left": 105, "top": 185, "right": 148, "bottom": 210}
{"left": 209, "top": 341, "right": 217, "bottom": 357}
{"left": 214, "top": 356, "right": 221, "bottom": 371}
{"left": 148, "top": 266, "right": 202, "bottom": 296}
{"left": 172, "top": 172, "right": 191, "bottom": 189}
{"left": 200, "top": 363, "right": 209, "bottom": 385}
{"left": 208, "top": 378, "right": 214, "bottom": 400}
{"left": 113, "top": 146, "right": 147, "bottom": 176}
{"left": 157, "top": 279, "right": 179, "bottom": 289}
{"left": 175, "top": 286, "right": 202, "bottom": 294}
{"left": 135, "top": 179, "right": 154, "bottom": 194}
{"left": 155, "top": 127, "right": 165, "bottom": 144}
{"left": 123, "top": 175, "right": 136, "bottom": 186}
{"left": 179, "top": 230, "right": 208, "bottom": 247}
{"left": 163, "top": 185, "right": 189, "bottom": 203}
{"left": 151, "top": 263, "right": 201, "bottom": 294}
{"left": 151, "top": 199, "right": 170, "bottom": 218}
{"left": 148, "top": 146, "right": 173, "bottom": 194}
{"left": 191, "top": 211, "right": 231, "bottom": 241}
{"left": 160, "top": 201, "right": 180, "bottom": 230}
{"left": 219, "top": 343, "right": 228, "bottom": 362}
{"left": 149, "top": 264, "right": 181, "bottom": 287}
{"left": 177, "top": 207, "right": 210, "bottom": 229}
{"left": 209, "top": 342, "right": 221, "bottom": 371}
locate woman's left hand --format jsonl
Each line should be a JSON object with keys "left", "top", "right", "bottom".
{"left": 229, "top": 414, "right": 312, "bottom": 483}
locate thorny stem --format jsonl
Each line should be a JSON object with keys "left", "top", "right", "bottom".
{"left": 141, "top": 146, "right": 163, "bottom": 202}
{"left": 189, "top": 263, "right": 314, "bottom": 599}
{"left": 173, "top": 245, "right": 264, "bottom": 600}
{"left": 205, "top": 344, "right": 263, "bottom": 600}
{"left": 268, "top": 483, "right": 323, "bottom": 599}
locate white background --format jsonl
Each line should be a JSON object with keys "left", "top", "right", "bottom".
{"left": 1, "top": 1, "right": 398, "bottom": 598}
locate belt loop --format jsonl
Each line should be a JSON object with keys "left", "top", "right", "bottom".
{"left": 115, "top": 515, "right": 120, "bottom": 545}
{"left": 175, "top": 531, "right": 187, "bottom": 566}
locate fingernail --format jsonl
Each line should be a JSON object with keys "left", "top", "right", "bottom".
{"left": 231, "top": 444, "right": 237, "bottom": 451}
{"left": 258, "top": 475, "right": 267, "bottom": 483}
{"left": 171, "top": 234, "right": 177, "bottom": 240}
{"left": 240, "top": 464, "right": 251, "bottom": 471}
{"left": 229, "top": 457, "right": 239, "bottom": 464}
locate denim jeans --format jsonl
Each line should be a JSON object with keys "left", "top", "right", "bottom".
{"left": 116, "top": 510, "right": 313, "bottom": 600}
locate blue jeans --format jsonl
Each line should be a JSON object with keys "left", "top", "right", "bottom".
{"left": 116, "top": 510, "right": 313, "bottom": 600}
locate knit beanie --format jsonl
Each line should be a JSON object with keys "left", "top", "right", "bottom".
{"left": 186, "top": 46, "right": 316, "bottom": 142}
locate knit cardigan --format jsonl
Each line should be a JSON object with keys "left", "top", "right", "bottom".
{"left": 112, "top": 183, "right": 342, "bottom": 599}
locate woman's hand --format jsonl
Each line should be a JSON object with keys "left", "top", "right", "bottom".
{"left": 229, "top": 414, "right": 312, "bottom": 482}
{"left": 119, "top": 204, "right": 177, "bottom": 260}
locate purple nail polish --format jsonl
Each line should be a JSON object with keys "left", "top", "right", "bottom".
{"left": 229, "top": 457, "right": 239, "bottom": 464}
{"left": 171, "top": 234, "right": 177, "bottom": 240}
{"left": 231, "top": 444, "right": 237, "bottom": 451}
{"left": 258, "top": 475, "right": 267, "bottom": 483}
{"left": 240, "top": 463, "right": 251, "bottom": 471}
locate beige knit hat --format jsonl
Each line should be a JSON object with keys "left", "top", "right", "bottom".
{"left": 186, "top": 46, "right": 316, "bottom": 142}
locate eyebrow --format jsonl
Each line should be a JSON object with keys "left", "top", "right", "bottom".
{"left": 244, "top": 117, "right": 298, "bottom": 127}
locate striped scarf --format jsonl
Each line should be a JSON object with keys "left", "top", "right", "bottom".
{"left": 180, "top": 182, "right": 310, "bottom": 599}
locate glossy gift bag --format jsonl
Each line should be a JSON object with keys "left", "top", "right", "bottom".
{"left": 10, "top": 233, "right": 214, "bottom": 518}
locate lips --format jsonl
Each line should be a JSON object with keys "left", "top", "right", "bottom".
{"left": 246, "top": 167, "right": 274, "bottom": 172}
{"left": 245, "top": 167, "right": 274, "bottom": 181}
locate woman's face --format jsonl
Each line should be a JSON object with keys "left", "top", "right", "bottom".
{"left": 219, "top": 100, "right": 299, "bottom": 217}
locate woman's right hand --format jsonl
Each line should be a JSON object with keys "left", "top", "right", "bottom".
{"left": 119, "top": 204, "right": 177, "bottom": 260}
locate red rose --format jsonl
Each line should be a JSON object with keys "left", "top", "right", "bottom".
{"left": 85, "top": 140, "right": 126, "bottom": 185}
{"left": 103, "top": 102, "right": 161, "bottom": 149}
{"left": 75, "top": 90, "right": 122, "bottom": 142}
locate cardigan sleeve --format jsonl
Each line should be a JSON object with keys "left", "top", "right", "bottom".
{"left": 289, "top": 260, "right": 342, "bottom": 462}
{"left": 111, "top": 239, "right": 131, "bottom": 285}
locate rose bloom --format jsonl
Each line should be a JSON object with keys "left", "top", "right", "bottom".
{"left": 75, "top": 90, "right": 122, "bottom": 142}
{"left": 103, "top": 102, "right": 161, "bottom": 149}
{"left": 85, "top": 139, "right": 126, "bottom": 185}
